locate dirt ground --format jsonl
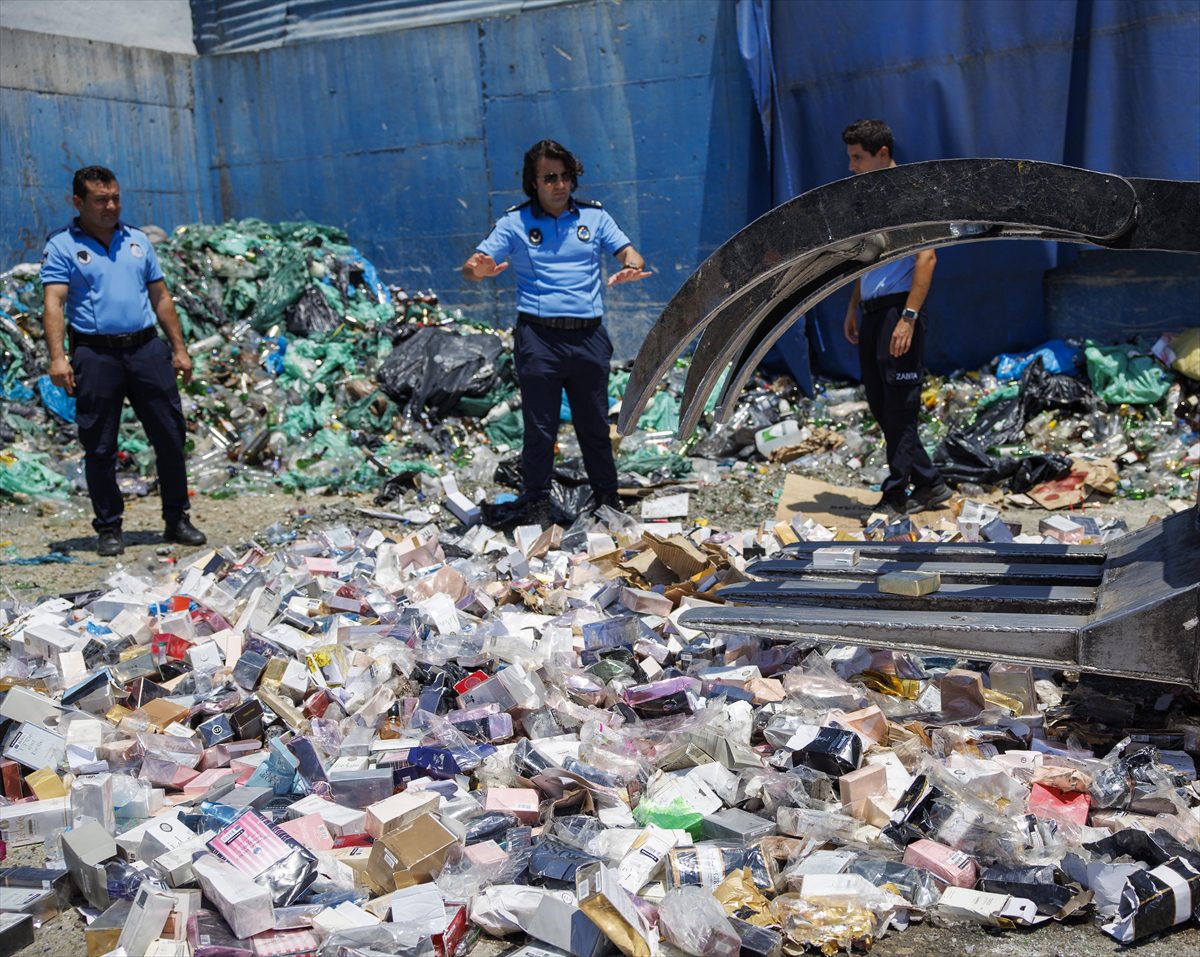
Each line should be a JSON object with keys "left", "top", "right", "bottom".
{"left": 1, "top": 471, "right": 1196, "bottom": 956}
{"left": 0, "top": 462, "right": 1181, "bottom": 595}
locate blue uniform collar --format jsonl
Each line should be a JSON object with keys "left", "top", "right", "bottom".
{"left": 530, "top": 198, "right": 580, "bottom": 220}
{"left": 69, "top": 217, "right": 130, "bottom": 243}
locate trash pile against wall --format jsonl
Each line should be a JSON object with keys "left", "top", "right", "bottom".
{"left": 0, "top": 498, "right": 1196, "bottom": 955}
{"left": 1, "top": 220, "right": 1198, "bottom": 518}
{"left": 0, "top": 220, "right": 699, "bottom": 515}
{"left": 722, "top": 343, "right": 1200, "bottom": 509}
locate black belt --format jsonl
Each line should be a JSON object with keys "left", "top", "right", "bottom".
{"left": 518, "top": 312, "right": 601, "bottom": 331}
{"left": 70, "top": 326, "right": 157, "bottom": 350}
{"left": 860, "top": 292, "right": 910, "bottom": 315}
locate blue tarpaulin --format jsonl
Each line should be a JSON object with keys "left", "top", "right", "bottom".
{"left": 738, "top": 0, "right": 1200, "bottom": 388}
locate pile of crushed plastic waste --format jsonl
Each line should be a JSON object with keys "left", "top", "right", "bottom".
{"left": 0, "top": 220, "right": 692, "bottom": 512}
{"left": 0, "top": 500, "right": 1196, "bottom": 956}
{"left": 720, "top": 336, "right": 1200, "bottom": 507}
{"left": 2, "top": 220, "right": 1199, "bottom": 517}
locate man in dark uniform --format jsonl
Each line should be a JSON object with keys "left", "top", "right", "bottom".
{"left": 41, "top": 166, "right": 207, "bottom": 556}
{"left": 841, "top": 120, "right": 951, "bottom": 515}
{"left": 463, "top": 139, "right": 650, "bottom": 526}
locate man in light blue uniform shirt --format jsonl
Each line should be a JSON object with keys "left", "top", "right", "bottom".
{"left": 41, "top": 166, "right": 206, "bottom": 556}
{"left": 841, "top": 120, "right": 950, "bottom": 515}
{"left": 464, "top": 139, "right": 649, "bottom": 526}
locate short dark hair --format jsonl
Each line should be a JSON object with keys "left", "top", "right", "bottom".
{"left": 73, "top": 166, "right": 117, "bottom": 199}
{"left": 522, "top": 140, "right": 583, "bottom": 198}
{"left": 842, "top": 119, "right": 894, "bottom": 157}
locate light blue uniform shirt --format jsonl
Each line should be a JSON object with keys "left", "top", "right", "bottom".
{"left": 476, "top": 198, "right": 632, "bottom": 319}
{"left": 859, "top": 255, "right": 915, "bottom": 303}
{"left": 40, "top": 219, "right": 164, "bottom": 334}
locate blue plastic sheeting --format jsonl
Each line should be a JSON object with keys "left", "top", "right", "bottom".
{"left": 737, "top": 0, "right": 1200, "bottom": 386}
{"left": 36, "top": 374, "right": 75, "bottom": 423}
{"left": 995, "top": 340, "right": 1081, "bottom": 381}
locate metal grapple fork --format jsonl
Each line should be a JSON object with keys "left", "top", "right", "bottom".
{"left": 618, "top": 159, "right": 1200, "bottom": 687}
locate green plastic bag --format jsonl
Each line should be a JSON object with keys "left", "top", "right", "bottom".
{"left": 484, "top": 409, "right": 524, "bottom": 447}
{"left": 280, "top": 395, "right": 335, "bottom": 438}
{"left": 0, "top": 451, "right": 69, "bottom": 499}
{"left": 633, "top": 797, "right": 705, "bottom": 838}
{"left": 608, "top": 369, "right": 631, "bottom": 400}
{"left": 637, "top": 391, "right": 680, "bottom": 432}
{"left": 1084, "top": 341, "right": 1171, "bottom": 405}
{"left": 617, "top": 447, "right": 692, "bottom": 479}
{"left": 977, "top": 381, "right": 1020, "bottom": 409}
{"left": 251, "top": 249, "right": 309, "bottom": 331}
{"left": 224, "top": 278, "right": 260, "bottom": 319}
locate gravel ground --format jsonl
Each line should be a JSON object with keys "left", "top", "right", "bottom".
{"left": 1, "top": 468, "right": 1196, "bottom": 956}
{"left": 0, "top": 462, "right": 1180, "bottom": 595}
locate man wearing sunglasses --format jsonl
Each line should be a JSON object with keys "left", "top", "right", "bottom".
{"left": 464, "top": 139, "right": 650, "bottom": 527}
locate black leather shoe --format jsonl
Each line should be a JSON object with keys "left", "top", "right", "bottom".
{"left": 164, "top": 517, "right": 207, "bottom": 546}
{"left": 906, "top": 483, "right": 953, "bottom": 514}
{"left": 97, "top": 529, "right": 124, "bottom": 557}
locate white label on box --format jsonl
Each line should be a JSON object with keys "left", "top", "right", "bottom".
{"left": 617, "top": 825, "right": 677, "bottom": 891}
{"left": 3, "top": 722, "right": 66, "bottom": 769}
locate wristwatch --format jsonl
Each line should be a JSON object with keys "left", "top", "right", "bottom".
{"left": 900, "top": 307, "right": 919, "bottom": 323}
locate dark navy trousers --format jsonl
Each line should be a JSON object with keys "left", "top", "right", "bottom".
{"left": 857, "top": 302, "right": 942, "bottom": 497}
{"left": 513, "top": 318, "right": 617, "bottom": 499}
{"left": 72, "top": 335, "right": 190, "bottom": 532}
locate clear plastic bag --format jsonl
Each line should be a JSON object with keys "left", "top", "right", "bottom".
{"left": 658, "top": 886, "right": 740, "bottom": 957}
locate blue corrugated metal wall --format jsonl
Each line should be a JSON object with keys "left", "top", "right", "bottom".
{"left": 0, "top": 29, "right": 209, "bottom": 266}
{"left": 193, "top": 0, "right": 767, "bottom": 356}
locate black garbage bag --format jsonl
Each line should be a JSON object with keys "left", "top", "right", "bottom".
{"left": 959, "top": 395, "right": 1026, "bottom": 447}
{"left": 372, "top": 471, "right": 424, "bottom": 506}
{"left": 934, "top": 435, "right": 1071, "bottom": 491}
{"left": 1021, "top": 356, "right": 1095, "bottom": 414}
{"left": 963, "top": 357, "right": 1097, "bottom": 447}
{"left": 551, "top": 479, "right": 597, "bottom": 523}
{"left": 488, "top": 456, "right": 598, "bottom": 526}
{"left": 1009, "top": 452, "right": 1073, "bottom": 493}
{"left": 934, "top": 435, "right": 1019, "bottom": 486}
{"left": 377, "top": 327, "right": 504, "bottom": 416}
{"left": 285, "top": 285, "right": 342, "bottom": 337}
{"left": 493, "top": 455, "right": 523, "bottom": 489}
{"left": 493, "top": 456, "right": 590, "bottom": 491}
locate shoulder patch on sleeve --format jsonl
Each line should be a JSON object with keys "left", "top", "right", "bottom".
{"left": 505, "top": 199, "right": 532, "bottom": 213}
{"left": 574, "top": 198, "right": 603, "bottom": 209}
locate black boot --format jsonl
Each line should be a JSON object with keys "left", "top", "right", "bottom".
{"left": 97, "top": 528, "right": 125, "bottom": 557}
{"left": 164, "top": 516, "right": 207, "bottom": 546}
{"left": 874, "top": 491, "right": 908, "bottom": 515}
{"left": 906, "top": 482, "right": 953, "bottom": 514}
